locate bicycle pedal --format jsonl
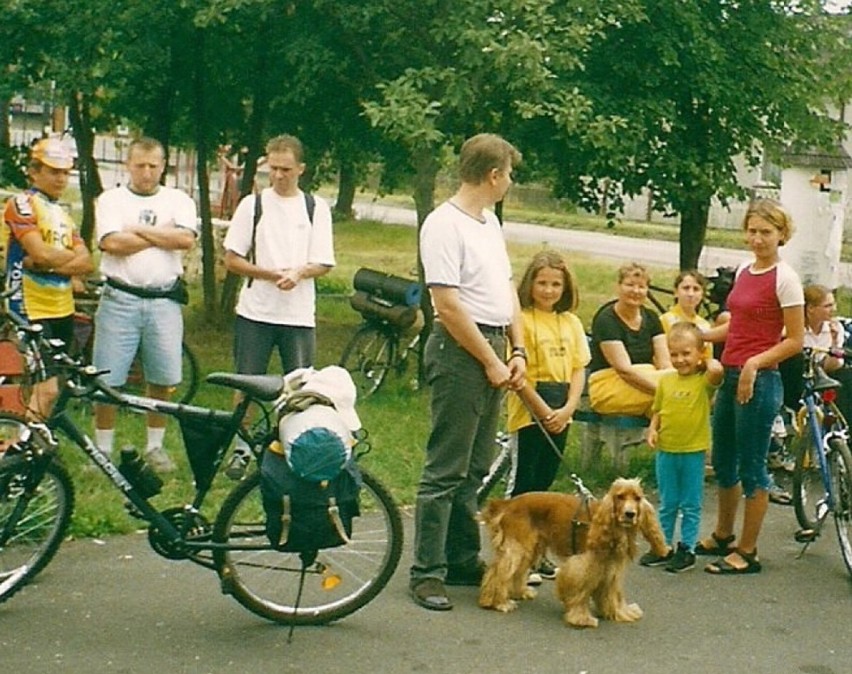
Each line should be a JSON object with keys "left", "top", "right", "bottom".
{"left": 794, "top": 528, "right": 819, "bottom": 544}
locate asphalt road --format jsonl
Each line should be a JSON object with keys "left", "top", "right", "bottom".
{"left": 2, "top": 487, "right": 850, "bottom": 674}
{"left": 353, "top": 201, "right": 852, "bottom": 286}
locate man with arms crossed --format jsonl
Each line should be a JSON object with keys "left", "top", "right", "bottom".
{"left": 410, "top": 133, "right": 526, "bottom": 610}
{"left": 2, "top": 138, "right": 94, "bottom": 418}
{"left": 93, "top": 137, "right": 198, "bottom": 472}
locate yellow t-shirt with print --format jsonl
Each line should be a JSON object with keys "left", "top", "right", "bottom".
{"left": 651, "top": 370, "right": 718, "bottom": 452}
{"left": 507, "top": 308, "right": 590, "bottom": 433}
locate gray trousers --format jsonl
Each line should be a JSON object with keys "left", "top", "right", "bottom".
{"left": 410, "top": 323, "right": 506, "bottom": 584}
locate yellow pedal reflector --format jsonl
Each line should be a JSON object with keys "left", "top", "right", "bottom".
{"left": 322, "top": 570, "right": 342, "bottom": 591}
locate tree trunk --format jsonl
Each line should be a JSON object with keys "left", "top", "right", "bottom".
{"left": 334, "top": 157, "right": 356, "bottom": 220}
{"left": 412, "top": 152, "right": 439, "bottom": 227}
{"left": 412, "top": 150, "right": 439, "bottom": 387}
{"left": 190, "top": 28, "right": 217, "bottom": 317}
{"left": 0, "top": 96, "right": 10, "bottom": 147}
{"left": 679, "top": 195, "right": 711, "bottom": 270}
{"left": 67, "top": 92, "right": 103, "bottom": 248}
{"left": 220, "top": 49, "right": 273, "bottom": 316}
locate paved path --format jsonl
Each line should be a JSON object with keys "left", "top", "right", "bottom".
{"left": 2, "top": 486, "right": 850, "bottom": 674}
{"left": 354, "top": 202, "right": 852, "bottom": 286}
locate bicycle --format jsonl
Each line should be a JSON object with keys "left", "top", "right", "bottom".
{"left": 339, "top": 313, "right": 422, "bottom": 398}
{"left": 72, "top": 278, "right": 200, "bottom": 405}
{"left": 787, "top": 345, "right": 852, "bottom": 577}
{"left": 0, "top": 305, "right": 404, "bottom": 625}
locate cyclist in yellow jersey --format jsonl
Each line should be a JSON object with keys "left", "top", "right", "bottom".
{"left": 2, "top": 138, "right": 93, "bottom": 418}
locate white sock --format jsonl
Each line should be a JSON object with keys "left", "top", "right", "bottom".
{"left": 95, "top": 429, "right": 114, "bottom": 457}
{"left": 147, "top": 427, "right": 166, "bottom": 452}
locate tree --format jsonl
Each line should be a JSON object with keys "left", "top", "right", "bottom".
{"left": 546, "top": 0, "right": 852, "bottom": 269}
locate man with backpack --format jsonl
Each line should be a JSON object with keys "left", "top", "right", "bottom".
{"left": 223, "top": 134, "right": 335, "bottom": 479}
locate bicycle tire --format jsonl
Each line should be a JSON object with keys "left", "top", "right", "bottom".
{"left": 339, "top": 324, "right": 395, "bottom": 397}
{"left": 124, "top": 342, "right": 200, "bottom": 405}
{"left": 0, "top": 433, "right": 74, "bottom": 605}
{"left": 827, "top": 437, "right": 852, "bottom": 578}
{"left": 792, "top": 418, "right": 825, "bottom": 532}
{"left": 212, "top": 466, "right": 403, "bottom": 626}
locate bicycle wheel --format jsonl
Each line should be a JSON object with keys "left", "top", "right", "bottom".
{"left": 339, "top": 324, "right": 395, "bottom": 397}
{"left": 827, "top": 437, "right": 852, "bottom": 577}
{"left": 212, "top": 467, "right": 403, "bottom": 625}
{"left": 125, "top": 342, "right": 200, "bottom": 405}
{"left": 0, "top": 446, "right": 75, "bottom": 604}
{"left": 792, "top": 419, "right": 825, "bottom": 532}
{"left": 477, "top": 433, "right": 513, "bottom": 507}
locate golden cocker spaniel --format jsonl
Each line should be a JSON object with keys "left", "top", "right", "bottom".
{"left": 479, "top": 477, "right": 666, "bottom": 628}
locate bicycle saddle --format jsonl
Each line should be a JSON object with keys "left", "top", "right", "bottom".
{"left": 206, "top": 372, "right": 284, "bottom": 400}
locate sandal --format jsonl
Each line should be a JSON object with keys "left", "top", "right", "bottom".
{"left": 768, "top": 487, "right": 793, "bottom": 506}
{"left": 705, "top": 549, "right": 762, "bottom": 575}
{"left": 694, "top": 532, "right": 736, "bottom": 556}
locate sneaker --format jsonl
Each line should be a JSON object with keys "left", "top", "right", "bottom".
{"left": 144, "top": 446, "right": 176, "bottom": 473}
{"left": 527, "top": 572, "right": 543, "bottom": 587}
{"left": 639, "top": 548, "right": 674, "bottom": 567}
{"left": 536, "top": 557, "right": 558, "bottom": 580}
{"left": 665, "top": 543, "right": 696, "bottom": 573}
{"left": 225, "top": 450, "right": 250, "bottom": 481}
{"left": 445, "top": 559, "right": 487, "bottom": 586}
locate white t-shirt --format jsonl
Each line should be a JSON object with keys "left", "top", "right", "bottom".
{"left": 96, "top": 185, "right": 198, "bottom": 287}
{"left": 419, "top": 201, "right": 514, "bottom": 326}
{"left": 224, "top": 188, "right": 335, "bottom": 326}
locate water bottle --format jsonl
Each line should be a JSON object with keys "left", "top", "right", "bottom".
{"left": 119, "top": 445, "right": 163, "bottom": 499}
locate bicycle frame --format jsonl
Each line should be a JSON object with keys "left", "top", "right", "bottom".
{"left": 2, "top": 305, "right": 277, "bottom": 560}
{"left": 799, "top": 357, "right": 847, "bottom": 518}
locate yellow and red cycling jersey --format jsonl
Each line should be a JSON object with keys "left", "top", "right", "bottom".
{"left": 2, "top": 189, "right": 82, "bottom": 320}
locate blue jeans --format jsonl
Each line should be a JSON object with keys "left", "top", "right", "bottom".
{"left": 655, "top": 450, "right": 705, "bottom": 551}
{"left": 93, "top": 285, "right": 184, "bottom": 387}
{"left": 410, "top": 323, "right": 506, "bottom": 584}
{"left": 712, "top": 368, "right": 781, "bottom": 496}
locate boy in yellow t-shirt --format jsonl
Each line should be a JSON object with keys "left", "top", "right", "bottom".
{"left": 641, "top": 322, "right": 722, "bottom": 573}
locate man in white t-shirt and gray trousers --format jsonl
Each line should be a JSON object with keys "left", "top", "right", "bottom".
{"left": 222, "top": 134, "right": 335, "bottom": 478}
{"left": 410, "top": 133, "right": 526, "bottom": 610}
{"left": 93, "top": 137, "right": 198, "bottom": 472}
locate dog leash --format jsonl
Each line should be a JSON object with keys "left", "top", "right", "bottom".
{"left": 519, "top": 397, "right": 597, "bottom": 551}
{"left": 519, "top": 395, "right": 571, "bottom": 461}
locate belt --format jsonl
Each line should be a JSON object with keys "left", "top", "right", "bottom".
{"left": 106, "top": 277, "right": 177, "bottom": 299}
{"left": 476, "top": 323, "right": 508, "bottom": 337}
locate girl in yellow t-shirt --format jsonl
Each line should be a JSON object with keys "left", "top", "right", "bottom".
{"left": 507, "top": 251, "right": 590, "bottom": 499}
{"left": 660, "top": 270, "right": 713, "bottom": 360}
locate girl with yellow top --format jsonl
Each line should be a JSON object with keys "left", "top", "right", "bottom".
{"left": 507, "top": 251, "right": 590, "bottom": 498}
{"left": 659, "top": 270, "right": 713, "bottom": 361}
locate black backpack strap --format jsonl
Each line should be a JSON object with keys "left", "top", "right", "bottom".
{"left": 246, "top": 192, "right": 263, "bottom": 288}
{"left": 304, "top": 191, "right": 315, "bottom": 225}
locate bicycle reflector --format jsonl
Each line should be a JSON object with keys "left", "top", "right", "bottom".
{"left": 823, "top": 389, "right": 838, "bottom": 405}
